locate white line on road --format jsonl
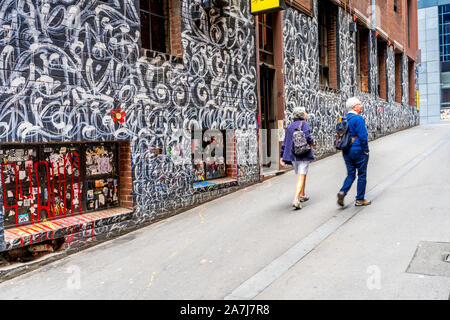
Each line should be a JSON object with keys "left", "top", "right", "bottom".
{"left": 224, "top": 134, "right": 450, "bottom": 300}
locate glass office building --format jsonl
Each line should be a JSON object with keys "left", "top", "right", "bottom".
{"left": 438, "top": 4, "right": 450, "bottom": 118}
{"left": 418, "top": 0, "right": 450, "bottom": 121}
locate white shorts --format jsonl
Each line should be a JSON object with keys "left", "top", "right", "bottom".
{"left": 292, "top": 161, "right": 310, "bottom": 175}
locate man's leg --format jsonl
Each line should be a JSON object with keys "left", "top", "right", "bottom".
{"left": 355, "top": 151, "right": 369, "bottom": 200}
{"left": 340, "top": 152, "right": 356, "bottom": 195}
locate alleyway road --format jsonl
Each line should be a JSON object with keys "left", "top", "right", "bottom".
{"left": 0, "top": 123, "right": 449, "bottom": 300}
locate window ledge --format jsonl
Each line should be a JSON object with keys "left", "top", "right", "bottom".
{"left": 193, "top": 177, "right": 238, "bottom": 190}
{"left": 141, "top": 48, "right": 183, "bottom": 66}
{"left": 319, "top": 85, "right": 341, "bottom": 95}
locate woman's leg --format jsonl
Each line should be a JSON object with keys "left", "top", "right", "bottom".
{"left": 300, "top": 174, "right": 307, "bottom": 197}
{"left": 294, "top": 174, "right": 303, "bottom": 201}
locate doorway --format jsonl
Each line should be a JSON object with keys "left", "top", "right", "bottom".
{"left": 260, "top": 65, "right": 275, "bottom": 168}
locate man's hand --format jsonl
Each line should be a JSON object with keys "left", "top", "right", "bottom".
{"left": 280, "top": 159, "right": 286, "bottom": 167}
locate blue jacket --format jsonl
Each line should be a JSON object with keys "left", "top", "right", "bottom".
{"left": 346, "top": 113, "right": 369, "bottom": 153}
{"left": 280, "top": 119, "right": 316, "bottom": 163}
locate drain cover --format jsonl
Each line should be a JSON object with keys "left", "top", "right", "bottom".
{"left": 406, "top": 241, "right": 450, "bottom": 277}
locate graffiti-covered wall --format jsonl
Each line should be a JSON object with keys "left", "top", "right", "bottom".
{"left": 0, "top": 0, "right": 259, "bottom": 251}
{"left": 282, "top": 1, "right": 419, "bottom": 160}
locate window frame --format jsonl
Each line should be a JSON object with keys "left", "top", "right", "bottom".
{"left": 139, "top": 0, "right": 171, "bottom": 54}
{"left": 258, "top": 13, "right": 275, "bottom": 66}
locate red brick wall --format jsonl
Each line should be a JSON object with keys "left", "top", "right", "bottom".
{"left": 169, "top": 0, "right": 182, "bottom": 57}
{"left": 405, "top": 0, "right": 418, "bottom": 61}
{"left": 119, "top": 141, "right": 133, "bottom": 209}
{"left": 226, "top": 131, "right": 237, "bottom": 179}
{"left": 332, "top": 0, "right": 417, "bottom": 63}
{"left": 289, "top": 0, "right": 313, "bottom": 16}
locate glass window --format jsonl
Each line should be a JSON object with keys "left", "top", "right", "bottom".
{"left": 140, "top": 0, "right": 170, "bottom": 53}
{"left": 439, "top": 4, "right": 450, "bottom": 61}
{"left": 258, "top": 14, "right": 274, "bottom": 65}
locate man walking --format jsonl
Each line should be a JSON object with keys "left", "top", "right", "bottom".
{"left": 337, "top": 97, "right": 372, "bottom": 207}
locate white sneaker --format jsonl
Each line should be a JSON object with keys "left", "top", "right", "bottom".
{"left": 292, "top": 200, "right": 302, "bottom": 209}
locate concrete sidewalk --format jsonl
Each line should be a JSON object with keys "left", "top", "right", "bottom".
{"left": 0, "top": 123, "right": 448, "bottom": 299}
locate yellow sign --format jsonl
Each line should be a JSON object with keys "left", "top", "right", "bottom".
{"left": 251, "top": 0, "right": 286, "bottom": 15}
{"left": 416, "top": 90, "right": 419, "bottom": 111}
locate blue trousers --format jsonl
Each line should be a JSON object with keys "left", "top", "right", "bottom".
{"left": 340, "top": 149, "right": 369, "bottom": 200}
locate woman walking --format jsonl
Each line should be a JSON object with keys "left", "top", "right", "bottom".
{"left": 280, "top": 107, "right": 316, "bottom": 209}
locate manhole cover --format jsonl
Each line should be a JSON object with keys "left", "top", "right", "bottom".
{"left": 406, "top": 241, "right": 450, "bottom": 277}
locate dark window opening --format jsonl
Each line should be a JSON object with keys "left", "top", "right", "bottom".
{"left": 408, "top": 59, "right": 415, "bottom": 107}
{"left": 140, "top": 0, "right": 170, "bottom": 53}
{"left": 394, "top": 0, "right": 398, "bottom": 13}
{"left": 377, "top": 40, "right": 387, "bottom": 100}
{"left": 0, "top": 142, "right": 120, "bottom": 229}
{"left": 318, "top": 1, "right": 337, "bottom": 89}
{"left": 258, "top": 13, "right": 274, "bottom": 65}
{"left": 441, "top": 88, "right": 450, "bottom": 107}
{"left": 356, "top": 25, "right": 369, "bottom": 93}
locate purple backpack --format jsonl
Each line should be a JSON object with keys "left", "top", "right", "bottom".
{"left": 292, "top": 121, "right": 311, "bottom": 156}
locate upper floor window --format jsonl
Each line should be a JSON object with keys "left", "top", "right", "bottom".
{"left": 356, "top": 25, "right": 369, "bottom": 93}
{"left": 258, "top": 14, "right": 274, "bottom": 65}
{"left": 318, "top": 1, "right": 338, "bottom": 89}
{"left": 140, "top": 0, "right": 170, "bottom": 53}
{"left": 394, "top": 0, "right": 398, "bottom": 13}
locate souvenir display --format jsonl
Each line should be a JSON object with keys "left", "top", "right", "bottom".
{"left": 85, "top": 178, "right": 119, "bottom": 211}
{"left": 85, "top": 144, "right": 116, "bottom": 176}
{"left": 0, "top": 143, "right": 120, "bottom": 228}
{"left": 1, "top": 147, "right": 38, "bottom": 226}
{"left": 191, "top": 130, "right": 227, "bottom": 181}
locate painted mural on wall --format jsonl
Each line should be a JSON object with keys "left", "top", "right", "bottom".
{"left": 0, "top": 0, "right": 418, "bottom": 252}
{"left": 337, "top": 8, "right": 356, "bottom": 101}
{"left": 0, "top": 0, "right": 259, "bottom": 251}
{"left": 402, "top": 54, "right": 409, "bottom": 106}
{"left": 282, "top": 1, "right": 418, "bottom": 160}
{"left": 386, "top": 45, "right": 396, "bottom": 103}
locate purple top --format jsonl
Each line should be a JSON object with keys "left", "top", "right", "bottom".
{"left": 280, "top": 119, "right": 316, "bottom": 164}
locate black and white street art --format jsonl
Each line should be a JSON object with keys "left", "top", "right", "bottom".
{"left": 0, "top": 0, "right": 417, "bottom": 251}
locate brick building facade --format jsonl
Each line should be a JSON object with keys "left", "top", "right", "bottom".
{"left": 0, "top": 0, "right": 418, "bottom": 257}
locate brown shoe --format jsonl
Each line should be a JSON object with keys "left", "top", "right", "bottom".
{"left": 355, "top": 199, "right": 372, "bottom": 206}
{"left": 337, "top": 192, "right": 345, "bottom": 207}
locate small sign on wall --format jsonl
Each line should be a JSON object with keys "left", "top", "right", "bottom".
{"left": 278, "top": 120, "right": 285, "bottom": 142}
{"left": 250, "top": 0, "right": 286, "bottom": 15}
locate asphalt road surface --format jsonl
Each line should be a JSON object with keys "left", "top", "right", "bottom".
{"left": 0, "top": 122, "right": 449, "bottom": 300}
